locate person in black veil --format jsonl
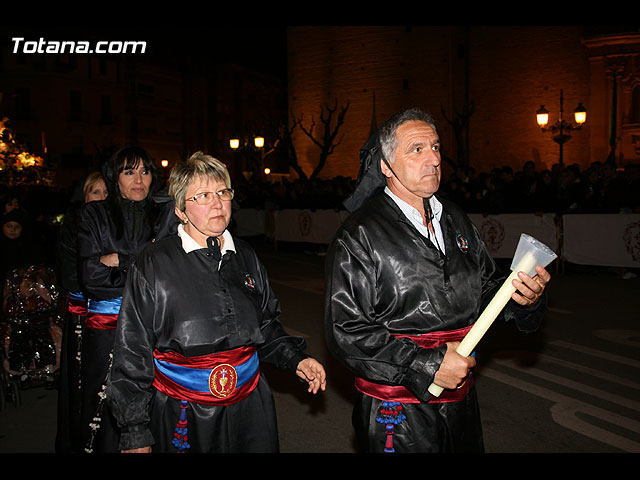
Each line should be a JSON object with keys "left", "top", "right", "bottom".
{"left": 107, "top": 151, "right": 326, "bottom": 453}
{"left": 76, "top": 147, "right": 178, "bottom": 453}
{"left": 0, "top": 208, "right": 52, "bottom": 384}
{"left": 55, "top": 172, "right": 108, "bottom": 453}
{"left": 325, "top": 108, "right": 552, "bottom": 453}
{"left": 0, "top": 208, "right": 39, "bottom": 280}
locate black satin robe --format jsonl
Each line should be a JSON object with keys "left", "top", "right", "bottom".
{"left": 324, "top": 191, "right": 546, "bottom": 452}
{"left": 55, "top": 206, "right": 85, "bottom": 453}
{"left": 76, "top": 195, "right": 177, "bottom": 452}
{"left": 107, "top": 233, "right": 309, "bottom": 452}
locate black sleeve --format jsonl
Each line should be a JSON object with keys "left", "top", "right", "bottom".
{"left": 77, "top": 203, "right": 130, "bottom": 300}
{"left": 323, "top": 228, "right": 444, "bottom": 402}
{"left": 107, "top": 259, "right": 157, "bottom": 450}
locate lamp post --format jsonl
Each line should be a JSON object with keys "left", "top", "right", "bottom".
{"left": 160, "top": 159, "right": 169, "bottom": 185}
{"left": 229, "top": 135, "right": 268, "bottom": 178}
{"left": 253, "top": 136, "right": 270, "bottom": 176}
{"left": 536, "top": 89, "right": 586, "bottom": 165}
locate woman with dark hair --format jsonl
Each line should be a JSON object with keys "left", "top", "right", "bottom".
{"left": 55, "top": 172, "right": 108, "bottom": 453}
{"left": 77, "top": 147, "right": 177, "bottom": 453}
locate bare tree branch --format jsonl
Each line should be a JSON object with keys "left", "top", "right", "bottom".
{"left": 297, "top": 100, "right": 350, "bottom": 179}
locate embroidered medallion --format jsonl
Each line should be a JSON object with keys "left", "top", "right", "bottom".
{"left": 244, "top": 273, "right": 256, "bottom": 290}
{"left": 208, "top": 364, "right": 238, "bottom": 399}
{"left": 456, "top": 234, "right": 469, "bottom": 253}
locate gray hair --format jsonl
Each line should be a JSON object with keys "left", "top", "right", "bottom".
{"left": 169, "top": 151, "right": 231, "bottom": 211}
{"left": 378, "top": 108, "right": 438, "bottom": 163}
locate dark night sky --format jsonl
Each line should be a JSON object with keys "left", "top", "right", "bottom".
{"left": 132, "top": 26, "right": 288, "bottom": 77}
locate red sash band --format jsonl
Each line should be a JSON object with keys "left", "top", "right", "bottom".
{"left": 67, "top": 297, "right": 88, "bottom": 316}
{"left": 355, "top": 324, "right": 474, "bottom": 404}
{"left": 152, "top": 347, "right": 260, "bottom": 406}
{"left": 85, "top": 312, "right": 118, "bottom": 329}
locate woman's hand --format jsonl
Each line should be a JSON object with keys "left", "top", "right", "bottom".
{"left": 122, "top": 446, "right": 152, "bottom": 453}
{"left": 296, "top": 357, "right": 327, "bottom": 394}
{"left": 100, "top": 253, "right": 119, "bottom": 267}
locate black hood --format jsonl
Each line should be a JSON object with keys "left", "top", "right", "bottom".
{"left": 343, "top": 132, "right": 387, "bottom": 213}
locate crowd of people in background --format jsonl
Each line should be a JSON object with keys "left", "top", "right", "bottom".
{"left": 234, "top": 160, "right": 640, "bottom": 215}
{"left": 0, "top": 158, "right": 636, "bottom": 278}
{"left": 0, "top": 159, "right": 638, "bottom": 275}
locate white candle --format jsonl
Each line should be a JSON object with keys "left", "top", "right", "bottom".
{"left": 428, "top": 251, "right": 538, "bottom": 397}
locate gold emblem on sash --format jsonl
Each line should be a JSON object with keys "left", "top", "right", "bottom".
{"left": 208, "top": 363, "right": 238, "bottom": 399}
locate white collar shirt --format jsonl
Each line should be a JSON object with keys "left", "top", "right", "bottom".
{"left": 384, "top": 187, "right": 446, "bottom": 254}
{"left": 177, "top": 223, "right": 236, "bottom": 268}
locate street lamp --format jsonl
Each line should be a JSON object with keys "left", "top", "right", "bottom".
{"left": 536, "top": 89, "right": 587, "bottom": 165}
{"left": 228, "top": 135, "right": 267, "bottom": 177}
{"left": 160, "top": 159, "right": 169, "bottom": 184}
{"left": 254, "top": 136, "right": 267, "bottom": 174}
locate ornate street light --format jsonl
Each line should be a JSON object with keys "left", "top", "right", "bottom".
{"left": 536, "top": 89, "right": 587, "bottom": 164}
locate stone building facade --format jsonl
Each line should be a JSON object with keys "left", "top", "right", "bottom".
{"left": 287, "top": 26, "right": 640, "bottom": 180}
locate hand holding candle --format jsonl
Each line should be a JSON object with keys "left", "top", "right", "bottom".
{"left": 428, "top": 234, "right": 556, "bottom": 398}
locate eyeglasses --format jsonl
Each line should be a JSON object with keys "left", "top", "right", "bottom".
{"left": 185, "top": 188, "right": 234, "bottom": 205}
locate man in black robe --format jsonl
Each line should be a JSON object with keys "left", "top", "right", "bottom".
{"left": 324, "top": 108, "right": 551, "bottom": 453}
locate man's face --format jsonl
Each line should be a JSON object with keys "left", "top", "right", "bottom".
{"left": 381, "top": 120, "right": 441, "bottom": 206}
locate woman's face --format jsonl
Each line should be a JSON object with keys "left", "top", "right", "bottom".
{"left": 3, "top": 221, "right": 22, "bottom": 239}
{"left": 175, "top": 176, "right": 232, "bottom": 247}
{"left": 118, "top": 163, "right": 152, "bottom": 201}
{"left": 85, "top": 178, "right": 108, "bottom": 203}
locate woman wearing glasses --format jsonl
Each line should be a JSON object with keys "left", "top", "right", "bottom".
{"left": 77, "top": 147, "right": 178, "bottom": 453}
{"left": 107, "top": 151, "right": 326, "bottom": 453}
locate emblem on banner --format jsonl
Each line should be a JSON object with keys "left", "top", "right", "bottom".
{"left": 456, "top": 234, "right": 469, "bottom": 253}
{"left": 209, "top": 364, "right": 238, "bottom": 399}
{"left": 298, "top": 210, "right": 312, "bottom": 237}
{"left": 244, "top": 273, "right": 256, "bottom": 290}
{"left": 480, "top": 219, "right": 505, "bottom": 255}
{"left": 623, "top": 221, "right": 640, "bottom": 261}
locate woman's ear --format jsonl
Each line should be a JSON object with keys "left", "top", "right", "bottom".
{"left": 174, "top": 205, "right": 187, "bottom": 224}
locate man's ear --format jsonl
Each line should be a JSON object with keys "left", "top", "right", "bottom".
{"left": 380, "top": 158, "right": 393, "bottom": 179}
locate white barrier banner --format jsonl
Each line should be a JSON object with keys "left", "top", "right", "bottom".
{"left": 273, "top": 209, "right": 345, "bottom": 244}
{"left": 236, "top": 208, "right": 639, "bottom": 268}
{"left": 468, "top": 213, "right": 558, "bottom": 259}
{"left": 563, "top": 214, "right": 640, "bottom": 267}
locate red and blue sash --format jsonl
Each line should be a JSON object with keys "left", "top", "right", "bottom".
{"left": 152, "top": 347, "right": 260, "bottom": 406}
{"left": 85, "top": 297, "right": 121, "bottom": 330}
{"left": 355, "top": 324, "right": 474, "bottom": 404}
{"left": 67, "top": 291, "right": 88, "bottom": 316}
